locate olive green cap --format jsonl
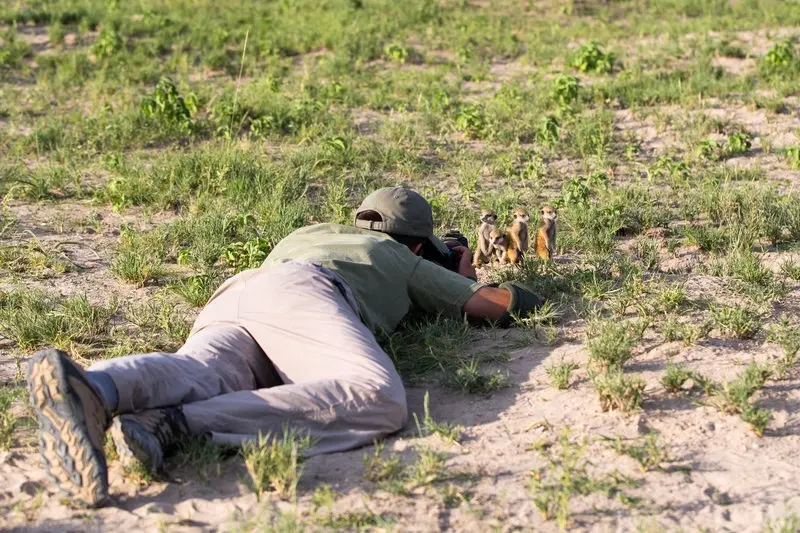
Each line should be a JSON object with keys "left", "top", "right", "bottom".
{"left": 354, "top": 186, "right": 449, "bottom": 254}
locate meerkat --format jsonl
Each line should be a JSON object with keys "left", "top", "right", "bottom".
{"left": 506, "top": 208, "right": 530, "bottom": 264}
{"left": 472, "top": 209, "right": 498, "bottom": 267}
{"left": 535, "top": 205, "right": 558, "bottom": 261}
{"left": 489, "top": 228, "right": 509, "bottom": 264}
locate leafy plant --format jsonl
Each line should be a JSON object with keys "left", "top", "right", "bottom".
{"left": 592, "top": 369, "right": 645, "bottom": 412}
{"left": 384, "top": 43, "right": 408, "bottom": 63}
{"left": 661, "top": 360, "right": 692, "bottom": 393}
{"left": 0, "top": 387, "right": 26, "bottom": 450}
{"left": 545, "top": 360, "right": 579, "bottom": 390}
{"left": 241, "top": 427, "right": 314, "bottom": 501}
{"left": 607, "top": 432, "right": 670, "bottom": 472}
{"left": 784, "top": 146, "right": 800, "bottom": 169}
{"left": 537, "top": 115, "right": 560, "bottom": 146}
{"left": 363, "top": 440, "right": 405, "bottom": 486}
{"left": 454, "top": 104, "right": 486, "bottom": 139}
{"left": 560, "top": 177, "right": 591, "bottom": 206}
{"left": 726, "top": 132, "right": 751, "bottom": 155}
{"left": 529, "top": 429, "right": 637, "bottom": 530}
{"left": 140, "top": 76, "right": 199, "bottom": 131}
{"left": 446, "top": 359, "right": 507, "bottom": 394}
{"left": 586, "top": 320, "right": 634, "bottom": 372}
{"left": 551, "top": 74, "right": 580, "bottom": 109}
{"left": 569, "top": 42, "right": 615, "bottom": 74}
{"left": 90, "top": 26, "right": 124, "bottom": 59}
{"left": 710, "top": 304, "right": 763, "bottom": 340}
{"left": 696, "top": 139, "right": 721, "bottom": 160}
{"left": 763, "top": 39, "right": 796, "bottom": 74}
{"left": 223, "top": 237, "right": 271, "bottom": 271}
{"left": 170, "top": 272, "right": 222, "bottom": 307}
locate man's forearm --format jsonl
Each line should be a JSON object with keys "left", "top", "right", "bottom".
{"left": 463, "top": 287, "right": 511, "bottom": 320}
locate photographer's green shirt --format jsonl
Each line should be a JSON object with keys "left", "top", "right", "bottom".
{"left": 263, "top": 223, "right": 483, "bottom": 333}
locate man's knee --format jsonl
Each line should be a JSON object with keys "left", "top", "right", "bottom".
{"left": 357, "top": 379, "right": 408, "bottom": 433}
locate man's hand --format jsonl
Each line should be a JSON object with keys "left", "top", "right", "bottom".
{"left": 462, "top": 281, "right": 542, "bottom": 327}
{"left": 452, "top": 246, "right": 477, "bottom": 281}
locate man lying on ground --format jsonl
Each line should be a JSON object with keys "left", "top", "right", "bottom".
{"left": 26, "top": 186, "right": 542, "bottom": 507}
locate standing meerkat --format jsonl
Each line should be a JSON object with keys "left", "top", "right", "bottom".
{"left": 507, "top": 208, "right": 530, "bottom": 264}
{"left": 535, "top": 205, "right": 558, "bottom": 260}
{"left": 472, "top": 209, "right": 498, "bottom": 267}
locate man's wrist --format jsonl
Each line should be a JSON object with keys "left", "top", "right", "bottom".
{"left": 496, "top": 281, "right": 542, "bottom": 327}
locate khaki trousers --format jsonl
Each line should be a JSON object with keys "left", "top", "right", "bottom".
{"left": 89, "top": 261, "right": 409, "bottom": 456}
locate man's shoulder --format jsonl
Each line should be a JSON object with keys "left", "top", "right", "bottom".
{"left": 287, "top": 223, "right": 392, "bottom": 240}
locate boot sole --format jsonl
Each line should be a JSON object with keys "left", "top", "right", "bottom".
{"left": 27, "top": 349, "right": 109, "bottom": 507}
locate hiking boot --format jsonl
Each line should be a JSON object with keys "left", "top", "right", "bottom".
{"left": 110, "top": 406, "right": 189, "bottom": 472}
{"left": 26, "top": 349, "right": 112, "bottom": 507}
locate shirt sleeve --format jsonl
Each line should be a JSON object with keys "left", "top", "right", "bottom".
{"left": 407, "top": 258, "right": 484, "bottom": 318}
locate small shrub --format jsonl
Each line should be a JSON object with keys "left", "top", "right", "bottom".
{"left": 447, "top": 359, "right": 507, "bottom": 394}
{"left": 122, "top": 458, "right": 155, "bottom": 488}
{"left": 529, "top": 429, "right": 637, "bottom": 530}
{"left": 766, "top": 319, "right": 800, "bottom": 377}
{"left": 784, "top": 146, "right": 800, "bottom": 169}
{"left": 633, "top": 238, "right": 660, "bottom": 271}
{"left": 139, "top": 76, "right": 198, "bottom": 131}
{"left": 762, "top": 39, "right": 796, "bottom": 75}
{"left": 241, "top": 427, "right": 313, "bottom": 501}
{"left": 90, "top": 26, "right": 124, "bottom": 59}
{"left": 764, "top": 512, "right": 800, "bottom": 533}
{"left": 726, "top": 132, "right": 751, "bottom": 155}
{"left": 173, "top": 436, "right": 229, "bottom": 482}
{"left": 569, "top": 42, "right": 614, "bottom": 74}
{"left": 608, "top": 432, "right": 670, "bottom": 472}
{"left": 545, "top": 360, "right": 579, "bottom": 390}
{"left": 710, "top": 304, "right": 763, "bottom": 340}
{"left": 593, "top": 369, "right": 645, "bottom": 412}
{"left": 661, "top": 360, "right": 692, "bottom": 393}
{"left": 551, "top": 75, "right": 580, "bottom": 109}
{"left": 586, "top": 320, "right": 634, "bottom": 372}
{"left": 407, "top": 447, "right": 448, "bottom": 488}
{"left": 170, "top": 272, "right": 223, "bottom": 307}
{"left": 683, "top": 225, "right": 729, "bottom": 253}
{"left": 0, "top": 290, "right": 114, "bottom": 351}
{"left": 0, "top": 387, "right": 25, "bottom": 450}
{"left": 740, "top": 404, "right": 771, "bottom": 437}
{"left": 110, "top": 232, "right": 166, "bottom": 286}
{"left": 363, "top": 441, "right": 405, "bottom": 484}
{"left": 696, "top": 139, "right": 721, "bottom": 160}
{"left": 454, "top": 104, "right": 486, "bottom": 139}
{"left": 223, "top": 237, "right": 272, "bottom": 272}
{"left": 708, "top": 362, "right": 771, "bottom": 415}
{"left": 650, "top": 284, "right": 687, "bottom": 313}
{"left": 780, "top": 259, "right": 800, "bottom": 281}
{"left": 383, "top": 43, "right": 408, "bottom": 63}
{"left": 537, "top": 115, "right": 560, "bottom": 146}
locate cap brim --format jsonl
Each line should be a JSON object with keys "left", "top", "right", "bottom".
{"left": 427, "top": 235, "right": 451, "bottom": 255}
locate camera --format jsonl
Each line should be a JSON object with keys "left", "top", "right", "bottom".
{"left": 421, "top": 230, "right": 469, "bottom": 274}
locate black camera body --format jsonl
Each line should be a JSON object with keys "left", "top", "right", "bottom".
{"left": 421, "top": 230, "right": 469, "bottom": 274}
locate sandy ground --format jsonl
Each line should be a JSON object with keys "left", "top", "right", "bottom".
{"left": 2, "top": 334, "right": 799, "bottom": 532}
{"left": 2, "top": 193, "right": 799, "bottom": 532}
{"left": 2, "top": 20, "right": 800, "bottom": 533}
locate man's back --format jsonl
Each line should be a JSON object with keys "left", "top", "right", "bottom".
{"left": 262, "top": 223, "right": 481, "bottom": 333}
